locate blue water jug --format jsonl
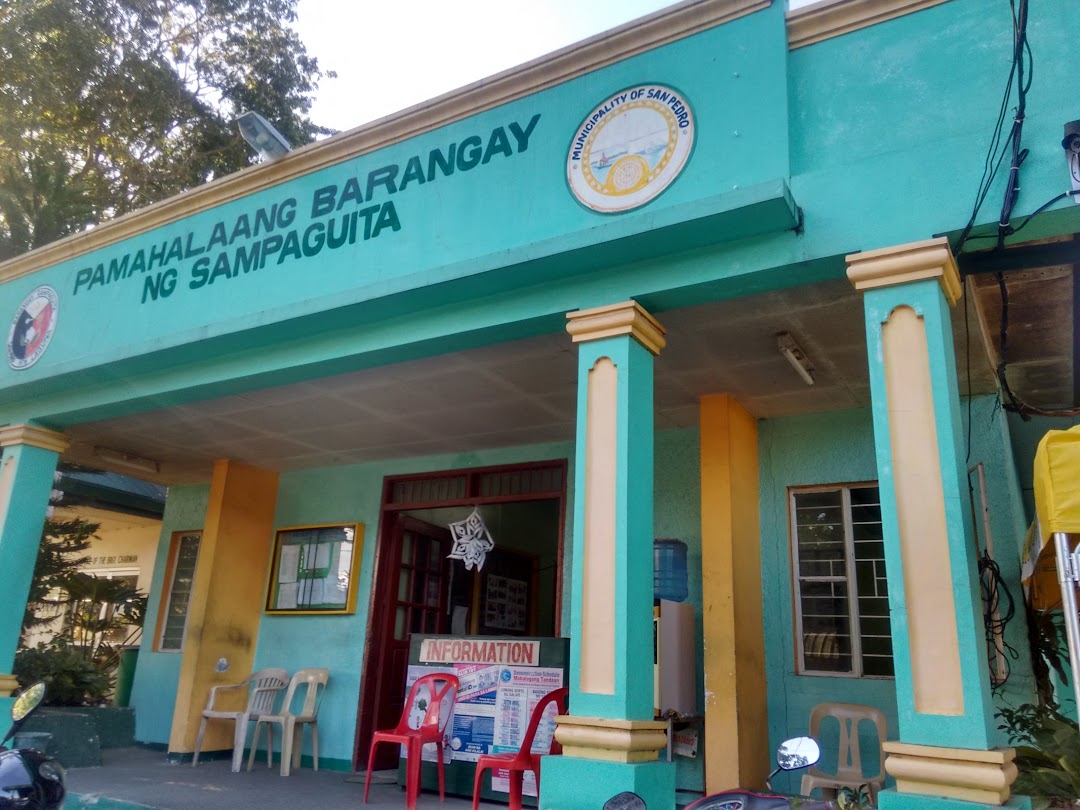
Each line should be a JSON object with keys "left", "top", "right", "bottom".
{"left": 653, "top": 538, "right": 688, "bottom": 602}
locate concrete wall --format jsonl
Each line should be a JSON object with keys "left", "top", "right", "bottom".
{"left": 130, "top": 484, "right": 209, "bottom": 745}
{"left": 759, "top": 396, "right": 1034, "bottom": 793}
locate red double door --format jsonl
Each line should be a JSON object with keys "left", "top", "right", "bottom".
{"left": 356, "top": 515, "right": 450, "bottom": 770}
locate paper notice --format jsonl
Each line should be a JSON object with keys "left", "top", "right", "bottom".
{"left": 276, "top": 582, "right": 298, "bottom": 609}
{"left": 278, "top": 545, "right": 300, "bottom": 583}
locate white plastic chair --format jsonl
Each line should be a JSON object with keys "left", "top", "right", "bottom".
{"left": 192, "top": 667, "right": 289, "bottom": 773}
{"left": 247, "top": 667, "right": 329, "bottom": 776}
{"left": 800, "top": 702, "right": 888, "bottom": 802}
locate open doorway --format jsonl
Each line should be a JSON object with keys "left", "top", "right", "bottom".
{"left": 353, "top": 460, "right": 566, "bottom": 770}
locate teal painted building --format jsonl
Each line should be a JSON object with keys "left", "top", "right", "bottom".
{"left": 1, "top": 1, "right": 1077, "bottom": 808}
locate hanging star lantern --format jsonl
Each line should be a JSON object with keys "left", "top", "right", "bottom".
{"left": 447, "top": 508, "right": 495, "bottom": 571}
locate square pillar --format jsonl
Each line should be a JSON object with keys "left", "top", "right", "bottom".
{"left": 0, "top": 425, "right": 69, "bottom": 711}
{"left": 168, "top": 459, "right": 279, "bottom": 756}
{"left": 847, "top": 238, "right": 1026, "bottom": 810}
{"left": 699, "top": 394, "right": 768, "bottom": 792}
{"left": 542, "top": 301, "right": 673, "bottom": 810}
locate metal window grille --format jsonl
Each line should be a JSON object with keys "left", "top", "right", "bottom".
{"left": 790, "top": 484, "right": 893, "bottom": 678}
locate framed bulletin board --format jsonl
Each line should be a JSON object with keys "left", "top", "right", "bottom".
{"left": 265, "top": 523, "right": 363, "bottom": 614}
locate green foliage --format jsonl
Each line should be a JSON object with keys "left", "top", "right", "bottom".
{"left": 19, "top": 515, "right": 148, "bottom": 705}
{"left": 13, "top": 642, "right": 112, "bottom": 707}
{"left": 21, "top": 518, "right": 98, "bottom": 643}
{"left": 835, "top": 784, "right": 874, "bottom": 810}
{"left": 0, "top": 0, "right": 334, "bottom": 259}
{"left": 999, "top": 702, "right": 1080, "bottom": 809}
{"left": 1027, "top": 604, "right": 1071, "bottom": 706}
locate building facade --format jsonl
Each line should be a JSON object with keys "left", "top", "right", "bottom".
{"left": 1, "top": 1, "right": 1077, "bottom": 808}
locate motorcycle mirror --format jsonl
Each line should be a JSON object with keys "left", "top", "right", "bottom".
{"left": 11, "top": 682, "right": 45, "bottom": 723}
{"left": 603, "top": 792, "right": 647, "bottom": 810}
{"left": 776, "top": 736, "right": 820, "bottom": 771}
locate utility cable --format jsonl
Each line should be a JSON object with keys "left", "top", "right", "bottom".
{"left": 980, "top": 552, "right": 1019, "bottom": 690}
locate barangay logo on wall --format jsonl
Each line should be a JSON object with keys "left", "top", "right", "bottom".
{"left": 567, "top": 84, "right": 694, "bottom": 213}
{"left": 7, "top": 285, "right": 58, "bottom": 370}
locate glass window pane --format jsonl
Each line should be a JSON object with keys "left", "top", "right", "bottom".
{"left": 159, "top": 533, "right": 201, "bottom": 652}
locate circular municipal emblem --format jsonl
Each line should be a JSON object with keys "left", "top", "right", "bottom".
{"left": 567, "top": 84, "right": 694, "bottom": 213}
{"left": 7, "top": 285, "right": 58, "bottom": 370}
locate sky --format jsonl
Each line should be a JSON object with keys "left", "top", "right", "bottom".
{"left": 294, "top": 1, "right": 820, "bottom": 134}
{"left": 294, "top": 0, "right": 686, "bottom": 133}
{"left": 293, "top": 1, "right": 823, "bottom": 136}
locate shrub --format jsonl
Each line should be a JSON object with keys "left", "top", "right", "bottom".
{"left": 999, "top": 702, "right": 1080, "bottom": 810}
{"left": 14, "top": 642, "right": 112, "bottom": 707}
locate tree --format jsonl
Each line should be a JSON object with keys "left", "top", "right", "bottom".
{"left": 0, "top": 0, "right": 334, "bottom": 259}
{"left": 17, "top": 516, "right": 151, "bottom": 706}
{"left": 21, "top": 517, "right": 98, "bottom": 644}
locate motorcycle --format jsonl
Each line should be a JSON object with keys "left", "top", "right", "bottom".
{"left": 684, "top": 736, "right": 837, "bottom": 810}
{"left": 0, "top": 682, "right": 66, "bottom": 809}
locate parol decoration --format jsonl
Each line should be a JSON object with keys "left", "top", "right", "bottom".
{"left": 447, "top": 508, "right": 495, "bottom": 571}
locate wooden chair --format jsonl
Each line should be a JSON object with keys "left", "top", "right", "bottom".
{"left": 364, "top": 672, "right": 460, "bottom": 810}
{"left": 472, "top": 686, "right": 569, "bottom": 810}
{"left": 192, "top": 668, "right": 289, "bottom": 773}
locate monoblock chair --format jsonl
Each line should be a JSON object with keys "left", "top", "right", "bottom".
{"left": 364, "top": 672, "right": 460, "bottom": 810}
{"left": 247, "top": 667, "right": 329, "bottom": 776}
{"left": 800, "top": 702, "right": 888, "bottom": 802}
{"left": 472, "top": 686, "right": 568, "bottom": 810}
{"left": 192, "top": 667, "right": 289, "bottom": 773}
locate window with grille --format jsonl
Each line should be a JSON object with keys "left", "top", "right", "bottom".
{"left": 157, "top": 531, "right": 201, "bottom": 652}
{"left": 790, "top": 484, "right": 893, "bottom": 677}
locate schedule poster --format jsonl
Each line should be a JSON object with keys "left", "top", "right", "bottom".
{"left": 402, "top": 663, "right": 563, "bottom": 797}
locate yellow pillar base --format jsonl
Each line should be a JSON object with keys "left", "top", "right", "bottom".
{"left": 554, "top": 715, "right": 668, "bottom": 763}
{"left": 0, "top": 674, "right": 19, "bottom": 698}
{"left": 883, "top": 741, "right": 1018, "bottom": 805}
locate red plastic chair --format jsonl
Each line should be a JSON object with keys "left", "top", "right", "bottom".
{"left": 364, "top": 672, "right": 460, "bottom": 810}
{"left": 471, "top": 686, "right": 569, "bottom": 810}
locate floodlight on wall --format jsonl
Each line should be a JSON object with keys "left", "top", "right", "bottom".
{"left": 1062, "top": 120, "right": 1080, "bottom": 203}
{"left": 777, "top": 332, "right": 815, "bottom": 386}
{"left": 93, "top": 446, "right": 160, "bottom": 475}
{"left": 236, "top": 110, "right": 291, "bottom": 161}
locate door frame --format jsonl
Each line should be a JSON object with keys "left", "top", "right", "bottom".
{"left": 351, "top": 459, "right": 568, "bottom": 770}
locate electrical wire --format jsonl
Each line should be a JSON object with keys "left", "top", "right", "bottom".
{"left": 953, "top": 0, "right": 1080, "bottom": 419}
{"left": 954, "top": 0, "right": 1032, "bottom": 256}
{"left": 979, "top": 552, "right": 1020, "bottom": 690}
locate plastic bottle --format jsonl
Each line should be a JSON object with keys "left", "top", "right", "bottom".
{"left": 653, "top": 538, "right": 688, "bottom": 602}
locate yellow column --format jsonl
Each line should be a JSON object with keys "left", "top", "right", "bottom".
{"left": 699, "top": 395, "right": 768, "bottom": 792}
{"left": 168, "top": 459, "right": 279, "bottom": 754}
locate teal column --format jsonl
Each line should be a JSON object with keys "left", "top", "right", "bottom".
{"left": 847, "top": 239, "right": 1025, "bottom": 810}
{"left": 541, "top": 301, "right": 674, "bottom": 810}
{"left": 0, "top": 425, "right": 68, "bottom": 716}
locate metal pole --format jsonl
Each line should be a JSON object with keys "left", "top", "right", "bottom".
{"left": 1053, "top": 532, "right": 1080, "bottom": 714}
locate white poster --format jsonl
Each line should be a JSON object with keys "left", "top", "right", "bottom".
{"left": 400, "top": 661, "right": 563, "bottom": 788}
{"left": 488, "top": 667, "right": 563, "bottom": 797}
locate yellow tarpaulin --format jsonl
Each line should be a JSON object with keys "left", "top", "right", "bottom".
{"left": 1029, "top": 425, "right": 1080, "bottom": 610}
{"left": 1035, "top": 425, "right": 1080, "bottom": 537}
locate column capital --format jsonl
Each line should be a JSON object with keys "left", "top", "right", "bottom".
{"left": 846, "top": 237, "right": 962, "bottom": 307}
{"left": 554, "top": 715, "right": 668, "bottom": 763}
{"left": 0, "top": 424, "right": 69, "bottom": 454}
{"left": 566, "top": 300, "right": 667, "bottom": 355}
{"left": 883, "top": 741, "right": 1018, "bottom": 805}
{"left": 0, "top": 674, "right": 18, "bottom": 698}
